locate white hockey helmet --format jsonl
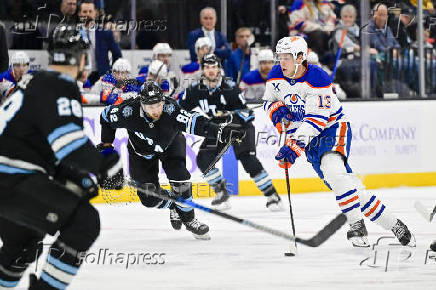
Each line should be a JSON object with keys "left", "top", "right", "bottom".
{"left": 148, "top": 60, "right": 168, "bottom": 79}
{"left": 152, "top": 43, "right": 172, "bottom": 58}
{"left": 307, "top": 51, "right": 319, "bottom": 65}
{"left": 11, "top": 51, "right": 30, "bottom": 65}
{"left": 275, "top": 36, "right": 308, "bottom": 61}
{"left": 112, "top": 58, "right": 131, "bottom": 73}
{"left": 195, "top": 37, "right": 212, "bottom": 52}
{"left": 257, "top": 49, "right": 274, "bottom": 62}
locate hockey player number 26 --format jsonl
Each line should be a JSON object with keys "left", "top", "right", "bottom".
{"left": 57, "top": 97, "right": 82, "bottom": 118}
{"left": 318, "top": 95, "right": 331, "bottom": 109}
{"left": 0, "top": 90, "right": 24, "bottom": 134}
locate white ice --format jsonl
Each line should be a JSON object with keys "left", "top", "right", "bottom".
{"left": 12, "top": 186, "right": 436, "bottom": 289}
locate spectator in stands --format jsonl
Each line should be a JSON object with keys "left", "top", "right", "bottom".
{"left": 239, "top": 49, "right": 274, "bottom": 101}
{"left": 78, "top": 0, "right": 122, "bottom": 83}
{"left": 187, "top": 7, "right": 231, "bottom": 63}
{"left": 368, "top": 3, "right": 400, "bottom": 58}
{"left": 227, "top": 27, "right": 253, "bottom": 82}
{"left": 0, "top": 22, "right": 8, "bottom": 72}
{"left": 60, "top": 0, "right": 78, "bottom": 24}
{"left": 334, "top": 4, "right": 378, "bottom": 59}
{"left": 181, "top": 37, "right": 212, "bottom": 89}
{"left": 288, "top": 0, "right": 336, "bottom": 60}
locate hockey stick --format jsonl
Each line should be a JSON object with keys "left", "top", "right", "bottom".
{"left": 126, "top": 178, "right": 347, "bottom": 246}
{"left": 414, "top": 201, "right": 436, "bottom": 222}
{"left": 281, "top": 121, "right": 297, "bottom": 256}
{"left": 331, "top": 28, "right": 347, "bottom": 81}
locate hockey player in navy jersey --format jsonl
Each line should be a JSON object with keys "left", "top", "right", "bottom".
{"left": 97, "top": 81, "right": 245, "bottom": 239}
{"left": 264, "top": 36, "right": 414, "bottom": 247}
{"left": 0, "top": 51, "right": 31, "bottom": 101}
{"left": 180, "top": 37, "right": 212, "bottom": 89}
{"left": 239, "top": 49, "right": 274, "bottom": 101}
{"left": 0, "top": 25, "right": 123, "bottom": 289}
{"left": 179, "top": 54, "right": 284, "bottom": 211}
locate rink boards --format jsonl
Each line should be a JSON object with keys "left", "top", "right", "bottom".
{"left": 82, "top": 100, "right": 436, "bottom": 203}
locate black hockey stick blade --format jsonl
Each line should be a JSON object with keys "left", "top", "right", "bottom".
{"left": 202, "top": 140, "right": 233, "bottom": 177}
{"left": 295, "top": 213, "right": 347, "bottom": 247}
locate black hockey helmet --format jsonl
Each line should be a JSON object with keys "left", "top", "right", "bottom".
{"left": 139, "top": 81, "right": 164, "bottom": 105}
{"left": 201, "top": 53, "right": 221, "bottom": 69}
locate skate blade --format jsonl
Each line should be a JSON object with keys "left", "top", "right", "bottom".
{"left": 192, "top": 232, "right": 211, "bottom": 240}
{"left": 267, "top": 201, "right": 285, "bottom": 212}
{"left": 349, "top": 236, "right": 370, "bottom": 248}
{"left": 211, "top": 201, "right": 231, "bottom": 211}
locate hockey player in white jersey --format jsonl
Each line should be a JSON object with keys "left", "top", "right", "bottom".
{"left": 0, "top": 51, "right": 31, "bottom": 101}
{"left": 263, "top": 36, "right": 414, "bottom": 247}
{"left": 138, "top": 43, "right": 179, "bottom": 97}
{"left": 239, "top": 49, "right": 274, "bottom": 101}
{"left": 89, "top": 58, "right": 139, "bottom": 105}
{"left": 180, "top": 37, "right": 212, "bottom": 89}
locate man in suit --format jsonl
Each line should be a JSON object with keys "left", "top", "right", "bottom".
{"left": 78, "top": 0, "right": 122, "bottom": 84}
{"left": 187, "top": 7, "right": 231, "bottom": 63}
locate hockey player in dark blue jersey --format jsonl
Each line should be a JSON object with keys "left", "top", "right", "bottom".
{"left": 179, "top": 54, "right": 284, "bottom": 211}
{"left": 97, "top": 81, "right": 245, "bottom": 239}
{"left": 0, "top": 24, "right": 123, "bottom": 289}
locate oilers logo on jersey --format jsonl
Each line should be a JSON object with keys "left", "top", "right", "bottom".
{"left": 263, "top": 63, "right": 348, "bottom": 143}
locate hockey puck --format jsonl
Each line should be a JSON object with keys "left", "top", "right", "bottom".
{"left": 284, "top": 252, "right": 295, "bottom": 257}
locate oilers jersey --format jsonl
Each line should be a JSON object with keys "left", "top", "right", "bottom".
{"left": 239, "top": 69, "right": 266, "bottom": 101}
{"left": 138, "top": 65, "right": 176, "bottom": 97}
{"left": 89, "top": 73, "right": 140, "bottom": 105}
{"left": 180, "top": 62, "right": 202, "bottom": 89}
{"left": 0, "top": 68, "right": 34, "bottom": 100}
{"left": 263, "top": 64, "right": 348, "bottom": 145}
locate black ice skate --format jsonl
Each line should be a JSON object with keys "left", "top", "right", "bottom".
{"left": 211, "top": 179, "right": 231, "bottom": 210}
{"left": 266, "top": 192, "right": 284, "bottom": 212}
{"left": 184, "top": 218, "right": 211, "bottom": 240}
{"left": 391, "top": 219, "right": 415, "bottom": 247}
{"left": 347, "top": 219, "right": 370, "bottom": 247}
{"left": 430, "top": 240, "right": 436, "bottom": 251}
{"left": 170, "top": 208, "right": 182, "bottom": 230}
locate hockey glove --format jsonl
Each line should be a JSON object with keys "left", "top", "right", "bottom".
{"left": 267, "top": 101, "right": 292, "bottom": 134}
{"left": 236, "top": 109, "right": 255, "bottom": 123}
{"left": 96, "top": 144, "right": 124, "bottom": 190}
{"left": 207, "top": 122, "right": 246, "bottom": 144}
{"left": 54, "top": 163, "right": 99, "bottom": 200}
{"left": 275, "top": 139, "right": 305, "bottom": 169}
{"left": 100, "top": 90, "right": 122, "bottom": 105}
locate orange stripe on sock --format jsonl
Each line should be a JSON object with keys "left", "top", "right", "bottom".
{"left": 365, "top": 200, "right": 380, "bottom": 217}
{"left": 338, "top": 195, "right": 358, "bottom": 207}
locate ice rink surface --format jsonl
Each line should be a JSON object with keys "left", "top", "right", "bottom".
{"left": 14, "top": 186, "right": 436, "bottom": 289}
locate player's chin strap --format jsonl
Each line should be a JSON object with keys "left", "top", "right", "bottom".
{"left": 291, "top": 63, "right": 301, "bottom": 79}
